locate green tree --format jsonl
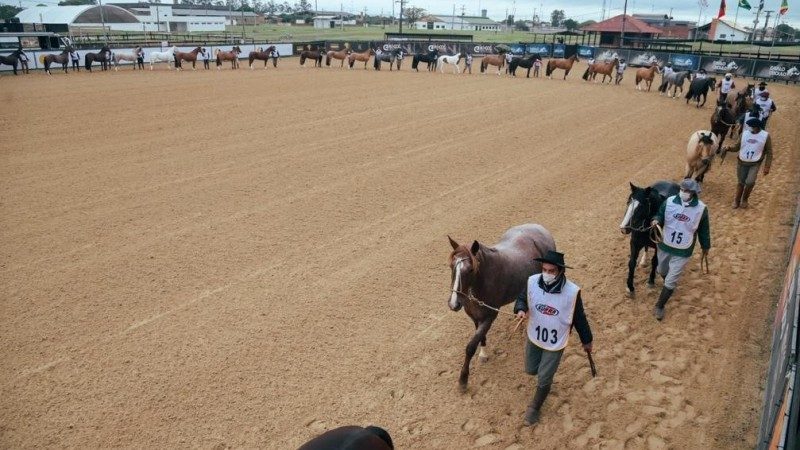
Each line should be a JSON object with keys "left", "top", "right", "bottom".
{"left": 514, "top": 19, "right": 529, "bottom": 31}
{"left": 403, "top": 6, "right": 425, "bottom": 28}
{"left": 0, "top": 4, "right": 22, "bottom": 20}
{"left": 294, "top": 0, "right": 311, "bottom": 13}
{"left": 774, "top": 23, "right": 795, "bottom": 41}
{"left": 562, "top": 18, "right": 579, "bottom": 31}
{"left": 550, "top": 9, "right": 565, "bottom": 27}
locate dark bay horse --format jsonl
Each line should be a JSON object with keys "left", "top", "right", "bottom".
{"left": 373, "top": 48, "right": 404, "bottom": 71}
{"left": 619, "top": 181, "right": 679, "bottom": 296}
{"left": 0, "top": 50, "right": 24, "bottom": 75}
{"left": 215, "top": 46, "right": 241, "bottom": 69}
{"left": 42, "top": 49, "right": 71, "bottom": 75}
{"left": 248, "top": 45, "right": 277, "bottom": 69}
{"left": 583, "top": 58, "right": 618, "bottom": 83}
{"left": 447, "top": 224, "right": 555, "bottom": 392}
{"left": 85, "top": 46, "right": 111, "bottom": 72}
{"left": 684, "top": 77, "right": 717, "bottom": 108}
{"left": 411, "top": 49, "right": 439, "bottom": 72}
{"left": 545, "top": 54, "right": 578, "bottom": 80}
{"left": 711, "top": 98, "right": 737, "bottom": 151}
{"left": 325, "top": 47, "right": 350, "bottom": 67}
{"left": 299, "top": 426, "right": 393, "bottom": 450}
{"left": 175, "top": 46, "right": 203, "bottom": 70}
{"left": 299, "top": 49, "right": 323, "bottom": 67}
{"left": 508, "top": 54, "right": 540, "bottom": 78}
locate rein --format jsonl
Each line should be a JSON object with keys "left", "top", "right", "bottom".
{"left": 451, "top": 288, "right": 517, "bottom": 317}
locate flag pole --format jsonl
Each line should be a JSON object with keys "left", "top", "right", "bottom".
{"left": 733, "top": 1, "right": 741, "bottom": 28}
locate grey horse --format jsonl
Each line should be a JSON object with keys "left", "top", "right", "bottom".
{"left": 659, "top": 70, "right": 693, "bottom": 98}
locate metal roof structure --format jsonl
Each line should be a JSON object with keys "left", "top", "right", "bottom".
{"left": 16, "top": 5, "right": 139, "bottom": 24}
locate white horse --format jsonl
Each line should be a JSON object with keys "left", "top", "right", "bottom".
{"left": 438, "top": 53, "right": 461, "bottom": 74}
{"left": 149, "top": 46, "right": 176, "bottom": 70}
{"left": 113, "top": 46, "right": 141, "bottom": 71}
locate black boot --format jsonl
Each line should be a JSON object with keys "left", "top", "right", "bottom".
{"left": 523, "top": 385, "right": 551, "bottom": 426}
{"left": 653, "top": 287, "right": 674, "bottom": 321}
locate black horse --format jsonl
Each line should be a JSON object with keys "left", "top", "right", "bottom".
{"left": 0, "top": 50, "right": 25, "bottom": 75}
{"left": 298, "top": 425, "right": 393, "bottom": 450}
{"left": 711, "top": 97, "right": 738, "bottom": 152}
{"left": 684, "top": 77, "right": 717, "bottom": 108}
{"left": 508, "top": 54, "right": 541, "bottom": 78}
{"left": 620, "top": 181, "right": 679, "bottom": 296}
{"left": 85, "top": 46, "right": 111, "bottom": 72}
{"left": 411, "top": 49, "right": 439, "bottom": 72}
{"left": 373, "top": 48, "right": 404, "bottom": 71}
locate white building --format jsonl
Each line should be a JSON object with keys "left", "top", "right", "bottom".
{"left": 312, "top": 14, "right": 357, "bottom": 29}
{"left": 413, "top": 14, "right": 500, "bottom": 31}
{"left": 693, "top": 18, "right": 752, "bottom": 42}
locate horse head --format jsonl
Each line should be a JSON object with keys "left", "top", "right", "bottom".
{"left": 697, "top": 132, "right": 716, "bottom": 161}
{"left": 447, "top": 236, "right": 481, "bottom": 312}
{"left": 620, "top": 183, "right": 654, "bottom": 234}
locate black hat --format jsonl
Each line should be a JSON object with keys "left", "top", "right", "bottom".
{"left": 533, "top": 250, "right": 573, "bottom": 269}
{"left": 746, "top": 117, "right": 763, "bottom": 128}
{"left": 759, "top": 81, "right": 767, "bottom": 86}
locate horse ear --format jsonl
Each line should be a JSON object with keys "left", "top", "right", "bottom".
{"left": 470, "top": 240, "right": 481, "bottom": 255}
{"left": 448, "top": 235, "right": 459, "bottom": 250}
{"left": 629, "top": 182, "right": 636, "bottom": 192}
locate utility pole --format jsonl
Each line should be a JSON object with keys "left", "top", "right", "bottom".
{"left": 460, "top": 4, "right": 465, "bottom": 30}
{"left": 751, "top": 0, "right": 763, "bottom": 43}
{"left": 770, "top": 11, "right": 781, "bottom": 46}
{"left": 621, "top": 0, "right": 628, "bottom": 47}
{"left": 398, "top": 0, "right": 404, "bottom": 34}
{"left": 341, "top": 2, "right": 344, "bottom": 30}
{"left": 452, "top": 4, "right": 455, "bottom": 30}
{"left": 761, "top": 10, "right": 772, "bottom": 41}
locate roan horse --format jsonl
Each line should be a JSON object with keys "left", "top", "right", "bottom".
{"left": 0, "top": 50, "right": 24, "bottom": 75}
{"left": 545, "top": 54, "right": 579, "bottom": 80}
{"left": 112, "top": 46, "right": 142, "bottom": 71}
{"left": 325, "top": 46, "right": 350, "bottom": 67}
{"left": 174, "top": 46, "right": 203, "bottom": 70}
{"left": 215, "top": 46, "right": 242, "bottom": 69}
{"left": 411, "top": 49, "right": 439, "bottom": 72}
{"left": 619, "top": 181, "right": 679, "bottom": 296}
{"left": 373, "top": 48, "right": 404, "bottom": 71}
{"left": 347, "top": 48, "right": 374, "bottom": 69}
{"left": 685, "top": 130, "right": 720, "bottom": 182}
{"left": 480, "top": 51, "right": 506, "bottom": 75}
{"left": 85, "top": 46, "right": 111, "bottom": 72}
{"left": 583, "top": 58, "right": 618, "bottom": 83}
{"left": 298, "top": 425, "right": 393, "bottom": 450}
{"left": 248, "top": 45, "right": 277, "bottom": 69}
{"left": 684, "top": 77, "right": 717, "bottom": 108}
{"left": 508, "top": 54, "right": 541, "bottom": 78}
{"left": 634, "top": 63, "right": 660, "bottom": 91}
{"left": 41, "top": 49, "right": 71, "bottom": 75}
{"left": 659, "top": 70, "right": 692, "bottom": 98}
{"left": 299, "top": 48, "right": 323, "bottom": 67}
{"left": 447, "top": 224, "right": 555, "bottom": 392}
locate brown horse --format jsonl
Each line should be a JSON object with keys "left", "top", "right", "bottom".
{"left": 248, "top": 45, "right": 277, "bottom": 69}
{"left": 634, "top": 63, "right": 660, "bottom": 91}
{"left": 175, "top": 46, "right": 202, "bottom": 71}
{"left": 545, "top": 54, "right": 579, "bottom": 80}
{"left": 583, "top": 58, "right": 618, "bottom": 83}
{"left": 215, "top": 46, "right": 241, "bottom": 70}
{"left": 325, "top": 46, "right": 350, "bottom": 67}
{"left": 479, "top": 52, "right": 506, "bottom": 75}
{"left": 447, "top": 224, "right": 556, "bottom": 392}
{"left": 685, "top": 130, "right": 720, "bottom": 182}
{"left": 41, "top": 49, "right": 71, "bottom": 75}
{"left": 347, "top": 48, "right": 374, "bottom": 69}
{"left": 299, "top": 49, "right": 323, "bottom": 67}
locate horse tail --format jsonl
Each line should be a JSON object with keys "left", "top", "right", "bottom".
{"left": 299, "top": 54, "right": 306, "bottom": 65}
{"left": 582, "top": 67, "right": 590, "bottom": 81}
{"left": 84, "top": 54, "right": 91, "bottom": 70}
{"left": 545, "top": 61, "right": 553, "bottom": 77}
{"left": 480, "top": 60, "right": 486, "bottom": 73}
{"left": 39, "top": 54, "right": 46, "bottom": 64}
{"left": 684, "top": 89, "right": 693, "bottom": 100}
{"left": 325, "top": 53, "right": 331, "bottom": 66}
{"left": 635, "top": 74, "right": 642, "bottom": 84}
{"left": 411, "top": 56, "right": 419, "bottom": 70}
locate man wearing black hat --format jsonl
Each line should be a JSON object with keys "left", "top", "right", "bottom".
{"left": 650, "top": 178, "right": 711, "bottom": 321}
{"left": 723, "top": 118, "right": 773, "bottom": 209}
{"left": 513, "top": 250, "right": 593, "bottom": 426}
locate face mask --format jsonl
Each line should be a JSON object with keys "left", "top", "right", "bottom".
{"left": 725, "top": 76, "right": 731, "bottom": 80}
{"left": 542, "top": 272, "right": 558, "bottom": 284}
{"left": 679, "top": 191, "right": 692, "bottom": 202}
{"left": 751, "top": 127, "right": 759, "bottom": 134}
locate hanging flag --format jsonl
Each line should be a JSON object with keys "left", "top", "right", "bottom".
{"left": 758, "top": 0, "right": 765, "bottom": 10}
{"left": 718, "top": 0, "right": 727, "bottom": 17}
{"left": 779, "top": 0, "right": 788, "bottom": 14}
{"left": 738, "top": 0, "right": 752, "bottom": 10}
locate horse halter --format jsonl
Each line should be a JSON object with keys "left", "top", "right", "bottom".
{"left": 450, "top": 258, "right": 514, "bottom": 316}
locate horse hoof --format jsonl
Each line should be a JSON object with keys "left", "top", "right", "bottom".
{"left": 647, "top": 282, "right": 656, "bottom": 289}
{"left": 458, "top": 383, "right": 468, "bottom": 394}
{"left": 479, "top": 355, "right": 489, "bottom": 364}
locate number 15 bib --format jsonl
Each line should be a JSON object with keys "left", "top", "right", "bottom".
{"left": 663, "top": 196, "right": 706, "bottom": 250}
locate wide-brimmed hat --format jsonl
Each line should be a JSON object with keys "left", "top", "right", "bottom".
{"left": 758, "top": 81, "right": 767, "bottom": 86}
{"left": 746, "top": 117, "right": 763, "bottom": 128}
{"left": 680, "top": 178, "right": 702, "bottom": 194}
{"left": 533, "top": 250, "right": 573, "bottom": 269}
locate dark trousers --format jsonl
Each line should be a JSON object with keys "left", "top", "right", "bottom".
{"left": 71, "top": 60, "right": 79, "bottom": 71}
{"left": 203, "top": 60, "right": 210, "bottom": 69}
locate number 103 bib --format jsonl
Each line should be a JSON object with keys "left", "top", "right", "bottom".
{"left": 526, "top": 274, "right": 579, "bottom": 351}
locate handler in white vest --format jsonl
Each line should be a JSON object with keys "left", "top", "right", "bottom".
{"left": 615, "top": 58, "right": 627, "bottom": 85}
{"left": 753, "top": 81, "right": 768, "bottom": 98}
{"left": 514, "top": 250, "right": 593, "bottom": 426}
{"left": 650, "top": 178, "right": 711, "bottom": 321}
{"left": 723, "top": 117, "right": 773, "bottom": 209}
{"left": 755, "top": 91, "right": 777, "bottom": 128}
{"left": 716, "top": 73, "right": 735, "bottom": 102}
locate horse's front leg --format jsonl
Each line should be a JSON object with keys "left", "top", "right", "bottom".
{"left": 627, "top": 241, "right": 640, "bottom": 296}
{"left": 647, "top": 248, "right": 659, "bottom": 287}
{"left": 458, "top": 317, "right": 495, "bottom": 392}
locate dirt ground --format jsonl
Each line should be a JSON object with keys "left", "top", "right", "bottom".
{"left": 1, "top": 59, "right": 799, "bottom": 449}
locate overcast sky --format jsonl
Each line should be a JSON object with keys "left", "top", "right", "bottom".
{"left": 6, "top": 0, "right": 799, "bottom": 28}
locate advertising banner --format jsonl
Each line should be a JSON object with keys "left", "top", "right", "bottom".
{"left": 576, "top": 45, "right": 595, "bottom": 59}
{"left": 698, "top": 56, "right": 755, "bottom": 77}
{"left": 552, "top": 44, "right": 565, "bottom": 58}
{"left": 669, "top": 53, "right": 700, "bottom": 71}
{"left": 595, "top": 48, "right": 629, "bottom": 62}
{"left": 752, "top": 60, "right": 800, "bottom": 81}
{"left": 526, "top": 43, "right": 550, "bottom": 56}
{"left": 508, "top": 43, "right": 526, "bottom": 55}
{"left": 627, "top": 50, "right": 668, "bottom": 67}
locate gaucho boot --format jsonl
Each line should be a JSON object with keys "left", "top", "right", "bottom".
{"left": 732, "top": 184, "right": 744, "bottom": 209}
{"left": 523, "top": 385, "right": 551, "bottom": 426}
{"left": 740, "top": 184, "right": 755, "bottom": 209}
{"left": 653, "top": 287, "right": 674, "bottom": 321}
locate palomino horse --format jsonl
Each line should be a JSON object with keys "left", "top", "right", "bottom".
{"left": 248, "top": 45, "right": 277, "bottom": 69}
{"left": 113, "top": 46, "right": 142, "bottom": 71}
{"left": 619, "top": 181, "right": 679, "bottom": 296}
{"left": 583, "top": 58, "right": 618, "bottom": 83}
{"left": 710, "top": 97, "right": 737, "bottom": 150}
{"left": 545, "top": 54, "right": 579, "bottom": 80}
{"left": 41, "top": 49, "right": 70, "bottom": 75}
{"left": 299, "top": 49, "right": 323, "bottom": 67}
{"left": 508, "top": 54, "right": 540, "bottom": 77}
{"left": 373, "top": 48, "right": 404, "bottom": 71}
{"left": 325, "top": 46, "right": 350, "bottom": 67}
{"left": 659, "top": 70, "right": 692, "bottom": 98}
{"left": 149, "top": 45, "right": 176, "bottom": 70}
{"left": 174, "top": 46, "right": 202, "bottom": 70}
{"left": 298, "top": 426, "right": 393, "bottom": 450}
{"left": 684, "top": 77, "right": 717, "bottom": 108}
{"left": 215, "top": 46, "right": 242, "bottom": 69}
{"left": 438, "top": 53, "right": 461, "bottom": 74}
{"left": 347, "top": 48, "right": 374, "bottom": 69}
{"left": 411, "top": 49, "right": 439, "bottom": 71}
{"left": 480, "top": 52, "right": 506, "bottom": 75}
{"left": 447, "top": 224, "right": 555, "bottom": 392}
{"left": 0, "top": 50, "right": 24, "bottom": 75}
{"left": 685, "top": 130, "right": 720, "bottom": 182}
{"left": 85, "top": 46, "right": 111, "bottom": 72}
{"left": 634, "top": 63, "right": 659, "bottom": 91}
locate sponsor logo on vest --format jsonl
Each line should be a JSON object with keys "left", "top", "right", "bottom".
{"left": 673, "top": 213, "right": 690, "bottom": 222}
{"left": 746, "top": 138, "right": 758, "bottom": 143}
{"left": 535, "top": 303, "right": 559, "bottom": 316}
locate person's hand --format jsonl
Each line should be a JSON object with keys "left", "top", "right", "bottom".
{"left": 516, "top": 310, "right": 527, "bottom": 319}
{"left": 582, "top": 342, "right": 593, "bottom": 353}
{"left": 651, "top": 219, "right": 660, "bottom": 228}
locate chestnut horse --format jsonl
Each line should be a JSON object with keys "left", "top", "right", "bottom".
{"left": 480, "top": 52, "right": 506, "bottom": 75}
{"left": 447, "top": 224, "right": 555, "bottom": 392}
{"left": 685, "top": 130, "right": 720, "bottom": 182}
{"left": 545, "top": 54, "right": 578, "bottom": 80}
{"left": 634, "top": 63, "right": 659, "bottom": 91}
{"left": 41, "top": 49, "right": 70, "bottom": 75}
{"left": 347, "top": 48, "right": 374, "bottom": 69}
{"left": 299, "top": 49, "right": 323, "bottom": 67}
{"left": 325, "top": 46, "right": 350, "bottom": 67}
{"left": 248, "top": 45, "right": 277, "bottom": 69}
{"left": 175, "top": 46, "right": 202, "bottom": 70}
{"left": 583, "top": 58, "right": 618, "bottom": 83}
{"left": 215, "top": 46, "right": 241, "bottom": 69}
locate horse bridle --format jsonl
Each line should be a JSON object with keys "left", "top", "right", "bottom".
{"left": 450, "top": 258, "right": 514, "bottom": 316}
{"left": 622, "top": 197, "right": 664, "bottom": 243}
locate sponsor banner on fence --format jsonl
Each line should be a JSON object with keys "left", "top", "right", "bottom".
{"left": 628, "top": 50, "right": 668, "bottom": 68}
{"left": 669, "top": 53, "right": 700, "bottom": 71}
{"left": 699, "top": 56, "right": 755, "bottom": 77}
{"left": 466, "top": 43, "right": 498, "bottom": 55}
{"left": 378, "top": 41, "right": 416, "bottom": 55}
{"left": 509, "top": 44, "right": 526, "bottom": 55}
{"left": 526, "top": 43, "right": 550, "bottom": 56}
{"left": 552, "top": 44, "right": 565, "bottom": 58}
{"left": 576, "top": 45, "right": 595, "bottom": 59}
{"left": 752, "top": 60, "right": 800, "bottom": 81}
{"left": 596, "top": 48, "right": 629, "bottom": 62}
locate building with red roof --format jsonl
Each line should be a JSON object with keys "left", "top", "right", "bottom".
{"left": 581, "top": 14, "right": 662, "bottom": 46}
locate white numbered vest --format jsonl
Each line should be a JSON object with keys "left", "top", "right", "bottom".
{"left": 720, "top": 78, "right": 734, "bottom": 93}
{"left": 756, "top": 98, "right": 774, "bottom": 119}
{"left": 526, "top": 274, "right": 580, "bottom": 351}
{"left": 739, "top": 129, "right": 769, "bottom": 163}
{"left": 663, "top": 196, "right": 706, "bottom": 250}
